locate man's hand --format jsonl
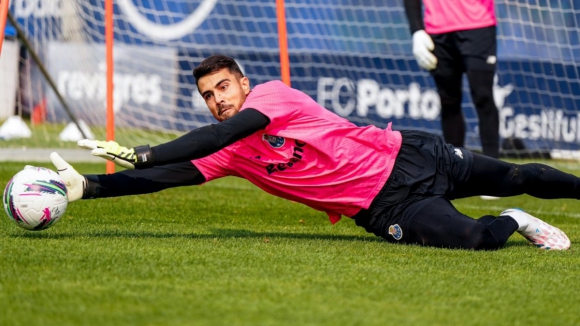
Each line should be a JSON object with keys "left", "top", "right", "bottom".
{"left": 78, "top": 139, "right": 155, "bottom": 169}
{"left": 78, "top": 139, "right": 137, "bottom": 169}
{"left": 50, "top": 152, "right": 85, "bottom": 202}
{"left": 412, "top": 30, "right": 437, "bottom": 70}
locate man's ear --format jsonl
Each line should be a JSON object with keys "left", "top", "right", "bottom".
{"left": 241, "top": 77, "right": 250, "bottom": 94}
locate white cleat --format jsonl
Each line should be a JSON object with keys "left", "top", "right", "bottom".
{"left": 500, "top": 208, "right": 571, "bottom": 250}
{"left": 480, "top": 195, "right": 500, "bottom": 200}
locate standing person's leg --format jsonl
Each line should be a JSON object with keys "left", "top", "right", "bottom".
{"left": 466, "top": 70, "right": 499, "bottom": 158}
{"left": 434, "top": 71, "right": 465, "bottom": 148}
{"left": 430, "top": 32, "right": 465, "bottom": 148}
{"left": 458, "top": 26, "right": 499, "bottom": 158}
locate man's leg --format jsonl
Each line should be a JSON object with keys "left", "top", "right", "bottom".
{"left": 451, "top": 152, "right": 580, "bottom": 199}
{"left": 431, "top": 32, "right": 466, "bottom": 148}
{"left": 402, "top": 197, "right": 569, "bottom": 250}
{"left": 466, "top": 70, "right": 499, "bottom": 158}
{"left": 433, "top": 70, "right": 465, "bottom": 148}
{"left": 404, "top": 196, "right": 518, "bottom": 250}
{"left": 457, "top": 26, "right": 499, "bottom": 158}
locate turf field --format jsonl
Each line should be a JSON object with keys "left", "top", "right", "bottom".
{"left": 1, "top": 161, "right": 580, "bottom": 326}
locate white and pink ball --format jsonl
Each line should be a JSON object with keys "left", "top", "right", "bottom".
{"left": 3, "top": 166, "right": 68, "bottom": 231}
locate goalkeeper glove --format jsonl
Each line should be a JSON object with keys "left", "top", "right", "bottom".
{"left": 412, "top": 30, "right": 437, "bottom": 70}
{"left": 77, "top": 139, "right": 154, "bottom": 169}
{"left": 50, "top": 152, "right": 85, "bottom": 202}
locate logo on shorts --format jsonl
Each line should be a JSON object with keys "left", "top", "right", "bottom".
{"left": 486, "top": 55, "right": 497, "bottom": 65}
{"left": 388, "top": 224, "right": 403, "bottom": 240}
{"left": 262, "top": 134, "right": 285, "bottom": 148}
{"left": 454, "top": 148, "right": 463, "bottom": 159}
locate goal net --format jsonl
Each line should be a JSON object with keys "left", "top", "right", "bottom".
{"left": 4, "top": 0, "right": 580, "bottom": 160}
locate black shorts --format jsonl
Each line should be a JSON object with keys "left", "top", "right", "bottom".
{"left": 352, "top": 130, "right": 473, "bottom": 243}
{"left": 430, "top": 25, "right": 497, "bottom": 76}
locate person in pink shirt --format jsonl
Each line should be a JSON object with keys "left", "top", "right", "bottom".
{"left": 51, "top": 55, "right": 576, "bottom": 251}
{"left": 404, "top": 0, "right": 500, "bottom": 159}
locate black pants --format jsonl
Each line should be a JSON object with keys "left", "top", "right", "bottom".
{"left": 353, "top": 130, "right": 580, "bottom": 250}
{"left": 430, "top": 26, "right": 499, "bottom": 158}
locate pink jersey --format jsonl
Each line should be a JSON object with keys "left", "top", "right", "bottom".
{"left": 423, "top": 0, "right": 496, "bottom": 34}
{"left": 192, "top": 81, "right": 402, "bottom": 224}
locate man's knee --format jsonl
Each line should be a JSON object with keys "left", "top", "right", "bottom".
{"left": 467, "top": 70, "right": 496, "bottom": 112}
{"left": 466, "top": 224, "right": 504, "bottom": 250}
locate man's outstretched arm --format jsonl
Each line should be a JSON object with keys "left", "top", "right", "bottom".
{"left": 151, "top": 108, "right": 270, "bottom": 165}
{"left": 79, "top": 108, "right": 270, "bottom": 169}
{"left": 51, "top": 152, "right": 205, "bottom": 201}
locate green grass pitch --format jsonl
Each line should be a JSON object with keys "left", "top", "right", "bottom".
{"left": 1, "top": 161, "right": 580, "bottom": 326}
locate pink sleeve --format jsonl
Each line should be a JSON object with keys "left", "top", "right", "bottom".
{"left": 191, "top": 149, "right": 233, "bottom": 182}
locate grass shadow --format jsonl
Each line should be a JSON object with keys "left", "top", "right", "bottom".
{"left": 11, "top": 229, "right": 552, "bottom": 250}
{"left": 9, "top": 228, "right": 383, "bottom": 243}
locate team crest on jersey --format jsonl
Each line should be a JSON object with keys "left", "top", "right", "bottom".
{"left": 262, "top": 134, "right": 285, "bottom": 148}
{"left": 388, "top": 224, "right": 403, "bottom": 240}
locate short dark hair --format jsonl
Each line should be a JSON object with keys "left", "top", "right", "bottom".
{"left": 193, "top": 55, "right": 244, "bottom": 85}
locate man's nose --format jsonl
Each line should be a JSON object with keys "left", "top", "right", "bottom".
{"left": 215, "top": 92, "right": 225, "bottom": 102}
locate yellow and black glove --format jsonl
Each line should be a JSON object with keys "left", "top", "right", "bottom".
{"left": 77, "top": 139, "right": 154, "bottom": 169}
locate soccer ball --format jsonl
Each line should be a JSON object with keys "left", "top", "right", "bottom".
{"left": 3, "top": 166, "right": 68, "bottom": 231}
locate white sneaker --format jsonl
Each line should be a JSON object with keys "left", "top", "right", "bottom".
{"left": 480, "top": 195, "right": 500, "bottom": 200}
{"left": 500, "top": 208, "right": 571, "bottom": 250}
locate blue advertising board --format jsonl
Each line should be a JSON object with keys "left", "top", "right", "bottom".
{"left": 46, "top": 42, "right": 178, "bottom": 130}
{"left": 175, "top": 49, "right": 580, "bottom": 152}
{"left": 11, "top": 0, "right": 580, "bottom": 152}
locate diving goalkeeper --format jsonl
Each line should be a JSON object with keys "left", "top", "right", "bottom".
{"left": 52, "top": 55, "right": 577, "bottom": 250}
